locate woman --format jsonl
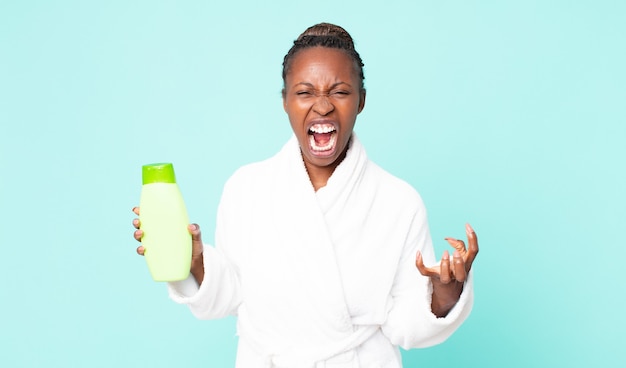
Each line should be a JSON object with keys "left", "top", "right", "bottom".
{"left": 133, "top": 23, "right": 479, "bottom": 368}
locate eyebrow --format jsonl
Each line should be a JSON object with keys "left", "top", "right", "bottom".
{"left": 293, "top": 82, "right": 352, "bottom": 89}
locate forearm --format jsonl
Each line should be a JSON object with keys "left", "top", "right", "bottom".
{"left": 382, "top": 273, "right": 474, "bottom": 349}
{"left": 168, "top": 245, "right": 242, "bottom": 319}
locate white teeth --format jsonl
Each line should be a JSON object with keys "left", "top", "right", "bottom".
{"left": 309, "top": 134, "right": 336, "bottom": 152}
{"left": 309, "top": 124, "right": 336, "bottom": 134}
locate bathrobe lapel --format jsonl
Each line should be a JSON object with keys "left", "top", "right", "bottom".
{"left": 272, "top": 136, "right": 354, "bottom": 335}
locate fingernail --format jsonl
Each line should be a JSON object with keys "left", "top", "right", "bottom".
{"left": 466, "top": 223, "right": 474, "bottom": 234}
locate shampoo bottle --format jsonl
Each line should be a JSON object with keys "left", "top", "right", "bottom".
{"left": 139, "top": 163, "right": 191, "bottom": 281}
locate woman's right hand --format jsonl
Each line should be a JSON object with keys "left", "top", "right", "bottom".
{"left": 132, "top": 207, "right": 206, "bottom": 284}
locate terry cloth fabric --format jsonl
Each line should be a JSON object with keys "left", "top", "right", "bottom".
{"left": 168, "top": 134, "right": 474, "bottom": 367}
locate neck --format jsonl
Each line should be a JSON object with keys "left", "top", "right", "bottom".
{"left": 304, "top": 163, "right": 335, "bottom": 191}
{"left": 302, "top": 139, "right": 350, "bottom": 191}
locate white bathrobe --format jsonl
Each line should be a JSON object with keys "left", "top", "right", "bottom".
{"left": 168, "top": 134, "right": 473, "bottom": 368}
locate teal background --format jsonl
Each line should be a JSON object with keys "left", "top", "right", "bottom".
{"left": 1, "top": 1, "right": 624, "bottom": 367}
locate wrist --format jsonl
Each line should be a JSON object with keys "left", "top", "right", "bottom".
{"left": 190, "top": 252, "right": 204, "bottom": 285}
{"left": 431, "top": 280, "right": 464, "bottom": 317}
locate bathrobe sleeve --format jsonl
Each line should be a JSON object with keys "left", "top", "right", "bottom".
{"left": 381, "top": 196, "right": 474, "bottom": 349}
{"left": 166, "top": 176, "right": 244, "bottom": 320}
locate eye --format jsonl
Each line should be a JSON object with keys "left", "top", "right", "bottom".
{"left": 331, "top": 90, "right": 350, "bottom": 97}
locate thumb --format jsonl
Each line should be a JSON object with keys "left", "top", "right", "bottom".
{"left": 188, "top": 223, "right": 204, "bottom": 257}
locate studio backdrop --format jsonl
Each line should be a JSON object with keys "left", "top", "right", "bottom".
{"left": 1, "top": 1, "right": 624, "bottom": 367}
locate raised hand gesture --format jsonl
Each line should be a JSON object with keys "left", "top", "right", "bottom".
{"left": 415, "top": 223, "right": 479, "bottom": 317}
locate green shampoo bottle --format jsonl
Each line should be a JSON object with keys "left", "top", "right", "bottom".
{"left": 140, "top": 163, "right": 192, "bottom": 281}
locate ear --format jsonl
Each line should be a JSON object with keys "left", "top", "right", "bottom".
{"left": 357, "top": 89, "right": 366, "bottom": 114}
{"left": 282, "top": 88, "right": 287, "bottom": 112}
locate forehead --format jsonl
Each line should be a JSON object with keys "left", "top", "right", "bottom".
{"left": 287, "top": 47, "right": 357, "bottom": 83}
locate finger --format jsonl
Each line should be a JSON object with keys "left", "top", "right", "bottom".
{"left": 132, "top": 218, "right": 141, "bottom": 230}
{"left": 464, "top": 223, "right": 479, "bottom": 272}
{"left": 188, "top": 223, "right": 203, "bottom": 257}
{"left": 452, "top": 250, "right": 467, "bottom": 282}
{"left": 440, "top": 250, "right": 451, "bottom": 284}
{"left": 136, "top": 245, "right": 145, "bottom": 256}
{"left": 415, "top": 251, "right": 439, "bottom": 278}
{"left": 134, "top": 229, "right": 143, "bottom": 242}
{"left": 132, "top": 207, "right": 140, "bottom": 215}
{"left": 444, "top": 237, "right": 467, "bottom": 254}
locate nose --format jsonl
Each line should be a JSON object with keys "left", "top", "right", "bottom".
{"left": 312, "top": 95, "right": 334, "bottom": 116}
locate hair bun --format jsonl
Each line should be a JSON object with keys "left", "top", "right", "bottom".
{"left": 297, "top": 23, "right": 355, "bottom": 49}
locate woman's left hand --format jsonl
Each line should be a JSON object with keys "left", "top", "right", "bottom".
{"left": 415, "top": 223, "right": 479, "bottom": 317}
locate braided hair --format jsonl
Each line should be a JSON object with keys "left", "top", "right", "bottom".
{"left": 282, "top": 23, "right": 365, "bottom": 93}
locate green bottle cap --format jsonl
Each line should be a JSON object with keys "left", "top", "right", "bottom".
{"left": 142, "top": 163, "right": 177, "bottom": 184}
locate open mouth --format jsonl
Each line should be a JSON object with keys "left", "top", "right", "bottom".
{"left": 308, "top": 124, "right": 337, "bottom": 154}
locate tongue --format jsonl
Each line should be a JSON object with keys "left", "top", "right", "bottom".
{"left": 313, "top": 132, "right": 332, "bottom": 146}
